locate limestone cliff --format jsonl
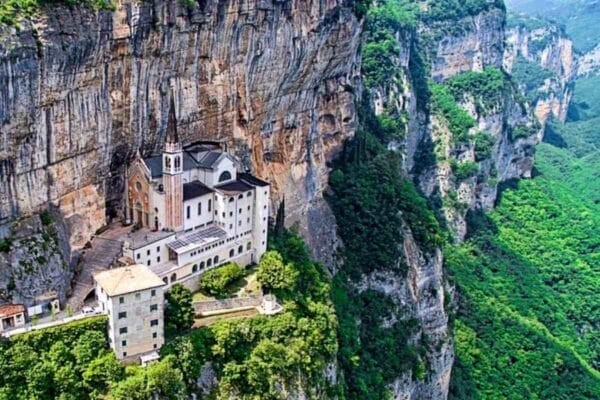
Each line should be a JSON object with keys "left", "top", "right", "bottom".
{"left": 504, "top": 14, "right": 576, "bottom": 125}
{"left": 0, "top": 208, "right": 72, "bottom": 307}
{"left": 355, "top": 4, "right": 539, "bottom": 399}
{"left": 0, "top": 0, "right": 360, "bottom": 264}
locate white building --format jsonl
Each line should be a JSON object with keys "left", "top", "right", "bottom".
{"left": 94, "top": 265, "right": 166, "bottom": 360}
{"left": 123, "top": 97, "right": 270, "bottom": 289}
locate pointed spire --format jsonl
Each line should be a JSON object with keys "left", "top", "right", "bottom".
{"left": 166, "top": 92, "right": 179, "bottom": 145}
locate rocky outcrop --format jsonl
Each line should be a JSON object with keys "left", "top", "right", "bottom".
{"left": 0, "top": 208, "right": 72, "bottom": 307}
{"left": 577, "top": 43, "right": 600, "bottom": 76}
{"left": 504, "top": 16, "right": 576, "bottom": 125}
{"left": 0, "top": 0, "right": 360, "bottom": 260}
{"left": 360, "top": 5, "right": 540, "bottom": 399}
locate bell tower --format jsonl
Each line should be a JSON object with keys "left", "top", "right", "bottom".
{"left": 163, "top": 94, "right": 183, "bottom": 231}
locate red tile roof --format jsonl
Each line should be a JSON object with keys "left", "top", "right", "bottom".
{"left": 0, "top": 304, "right": 25, "bottom": 317}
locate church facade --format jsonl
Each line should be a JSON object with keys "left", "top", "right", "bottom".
{"left": 122, "top": 98, "right": 270, "bottom": 287}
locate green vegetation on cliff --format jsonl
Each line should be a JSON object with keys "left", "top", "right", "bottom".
{"left": 162, "top": 229, "right": 339, "bottom": 399}
{"left": 0, "top": 0, "right": 114, "bottom": 25}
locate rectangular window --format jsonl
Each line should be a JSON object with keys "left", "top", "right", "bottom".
{"left": 147, "top": 249, "right": 150, "bottom": 256}
{"left": 156, "top": 246, "right": 160, "bottom": 253}
{"left": 150, "top": 319, "right": 159, "bottom": 327}
{"left": 152, "top": 332, "right": 157, "bottom": 339}
{"left": 186, "top": 206, "right": 191, "bottom": 219}
{"left": 157, "top": 256, "right": 161, "bottom": 263}
{"left": 135, "top": 293, "right": 141, "bottom": 300}
{"left": 198, "top": 202, "right": 202, "bottom": 215}
{"left": 147, "top": 260, "right": 151, "bottom": 266}
{"left": 150, "top": 304, "right": 158, "bottom": 312}
{"left": 208, "top": 199, "right": 212, "bottom": 212}
{"left": 119, "top": 327, "right": 128, "bottom": 334}
{"left": 123, "top": 352, "right": 127, "bottom": 357}
{"left": 119, "top": 297, "right": 124, "bottom": 304}
{"left": 136, "top": 253, "right": 140, "bottom": 260}
{"left": 118, "top": 311, "right": 127, "bottom": 319}
{"left": 151, "top": 289, "right": 156, "bottom": 297}
{"left": 122, "top": 340, "right": 127, "bottom": 347}
{"left": 153, "top": 344, "right": 157, "bottom": 349}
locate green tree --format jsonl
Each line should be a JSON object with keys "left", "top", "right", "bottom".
{"left": 83, "top": 352, "right": 123, "bottom": 398}
{"left": 256, "top": 251, "right": 298, "bottom": 293}
{"left": 165, "top": 284, "right": 195, "bottom": 334}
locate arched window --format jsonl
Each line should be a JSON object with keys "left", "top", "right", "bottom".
{"left": 238, "top": 194, "right": 244, "bottom": 199}
{"left": 192, "top": 264, "right": 198, "bottom": 273}
{"left": 229, "top": 249, "right": 235, "bottom": 258}
{"left": 163, "top": 277, "right": 168, "bottom": 284}
{"left": 238, "top": 245, "right": 243, "bottom": 254}
{"left": 175, "top": 156, "right": 181, "bottom": 170}
{"left": 213, "top": 256, "right": 219, "bottom": 265}
{"left": 229, "top": 197, "right": 234, "bottom": 203}
{"left": 247, "top": 242, "right": 251, "bottom": 250}
{"left": 207, "top": 258, "right": 212, "bottom": 267}
{"left": 170, "top": 273, "right": 177, "bottom": 283}
{"left": 219, "top": 171, "right": 232, "bottom": 182}
{"left": 200, "top": 261, "right": 205, "bottom": 269}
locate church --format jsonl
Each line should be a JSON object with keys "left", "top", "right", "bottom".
{"left": 122, "top": 97, "right": 270, "bottom": 287}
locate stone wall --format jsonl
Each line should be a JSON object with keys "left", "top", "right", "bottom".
{"left": 193, "top": 295, "right": 262, "bottom": 315}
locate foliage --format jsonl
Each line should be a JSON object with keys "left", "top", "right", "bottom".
{"left": 568, "top": 75, "right": 600, "bottom": 123}
{"left": 473, "top": 132, "right": 495, "bottom": 161}
{"left": 332, "top": 277, "right": 421, "bottom": 400}
{"left": 430, "top": 82, "right": 476, "bottom": 143}
{"left": 448, "top": 135, "right": 600, "bottom": 397}
{"left": 0, "top": 316, "right": 119, "bottom": 400}
{"left": 109, "top": 355, "right": 186, "bottom": 400}
{"left": 512, "top": 123, "right": 538, "bottom": 139}
{"left": 511, "top": 55, "right": 556, "bottom": 103}
{"left": 329, "top": 139, "right": 444, "bottom": 279}
{"left": 163, "top": 230, "right": 339, "bottom": 399}
{"left": 40, "top": 210, "right": 52, "bottom": 226}
{"left": 423, "top": 0, "right": 505, "bottom": 23}
{"left": 165, "top": 283, "right": 194, "bottom": 335}
{"left": 445, "top": 67, "right": 511, "bottom": 115}
{"left": 198, "top": 262, "right": 245, "bottom": 298}
{"left": 256, "top": 250, "right": 298, "bottom": 294}
{"left": 450, "top": 160, "right": 479, "bottom": 181}
{"left": 361, "top": 1, "right": 418, "bottom": 88}
{"left": 0, "top": 0, "right": 115, "bottom": 25}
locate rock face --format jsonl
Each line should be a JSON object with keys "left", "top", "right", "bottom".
{"left": 504, "top": 18, "right": 576, "bottom": 125}
{"left": 577, "top": 43, "right": 600, "bottom": 77}
{"left": 363, "top": 6, "right": 539, "bottom": 399}
{"left": 0, "top": 208, "right": 72, "bottom": 307}
{"left": 0, "top": 0, "right": 360, "bottom": 260}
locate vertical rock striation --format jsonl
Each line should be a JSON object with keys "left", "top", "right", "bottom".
{"left": 504, "top": 16, "right": 576, "bottom": 125}
{"left": 0, "top": 0, "right": 361, "bottom": 260}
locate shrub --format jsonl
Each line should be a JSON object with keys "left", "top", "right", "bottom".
{"left": 451, "top": 160, "right": 479, "bottom": 181}
{"left": 256, "top": 251, "right": 298, "bottom": 293}
{"left": 198, "top": 262, "right": 244, "bottom": 297}
{"left": 474, "top": 132, "right": 495, "bottom": 161}
{"left": 165, "top": 284, "right": 194, "bottom": 335}
{"left": 40, "top": 210, "right": 52, "bottom": 226}
{"left": 431, "top": 83, "right": 476, "bottom": 143}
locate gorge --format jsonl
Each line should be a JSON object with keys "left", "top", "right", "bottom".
{"left": 0, "top": 0, "right": 597, "bottom": 399}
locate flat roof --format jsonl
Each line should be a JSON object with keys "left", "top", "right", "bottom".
{"left": 215, "top": 180, "right": 254, "bottom": 195}
{"left": 94, "top": 265, "right": 165, "bottom": 297}
{"left": 124, "top": 228, "right": 176, "bottom": 250}
{"left": 183, "top": 181, "right": 214, "bottom": 201}
{"left": 166, "top": 225, "right": 227, "bottom": 254}
{"left": 0, "top": 304, "right": 25, "bottom": 317}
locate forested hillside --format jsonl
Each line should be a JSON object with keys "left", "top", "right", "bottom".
{"left": 448, "top": 3, "right": 600, "bottom": 397}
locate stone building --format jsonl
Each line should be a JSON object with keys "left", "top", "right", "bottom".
{"left": 122, "top": 96, "right": 270, "bottom": 289}
{"left": 0, "top": 304, "right": 25, "bottom": 332}
{"left": 94, "top": 265, "right": 166, "bottom": 360}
